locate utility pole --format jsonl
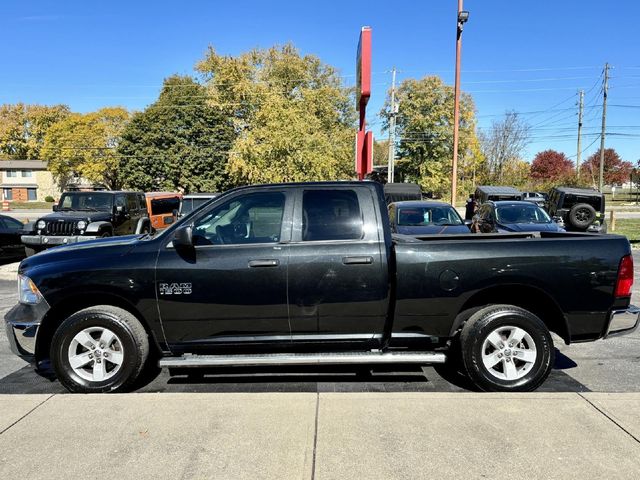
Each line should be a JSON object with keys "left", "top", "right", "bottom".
{"left": 451, "top": 1, "right": 469, "bottom": 205}
{"left": 598, "top": 63, "right": 609, "bottom": 192}
{"left": 387, "top": 67, "right": 397, "bottom": 183}
{"left": 576, "top": 90, "right": 584, "bottom": 179}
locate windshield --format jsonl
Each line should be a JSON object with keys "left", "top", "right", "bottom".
{"left": 181, "top": 197, "right": 215, "bottom": 215}
{"left": 58, "top": 192, "right": 113, "bottom": 211}
{"left": 495, "top": 204, "right": 551, "bottom": 224}
{"left": 397, "top": 206, "right": 463, "bottom": 226}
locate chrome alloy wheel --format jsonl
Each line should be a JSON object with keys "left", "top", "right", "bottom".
{"left": 481, "top": 325, "right": 537, "bottom": 381}
{"left": 67, "top": 327, "right": 125, "bottom": 382}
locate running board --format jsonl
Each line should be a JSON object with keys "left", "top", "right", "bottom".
{"left": 159, "top": 351, "right": 446, "bottom": 368}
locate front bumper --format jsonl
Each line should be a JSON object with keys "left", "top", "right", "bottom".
{"left": 22, "top": 234, "right": 97, "bottom": 247}
{"left": 4, "top": 300, "right": 50, "bottom": 362}
{"left": 605, "top": 305, "right": 640, "bottom": 338}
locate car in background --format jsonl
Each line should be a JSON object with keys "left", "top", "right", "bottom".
{"left": 522, "top": 191, "right": 547, "bottom": 207}
{"left": 21, "top": 190, "right": 151, "bottom": 256}
{"left": 472, "top": 201, "right": 564, "bottom": 233}
{"left": 179, "top": 193, "right": 219, "bottom": 216}
{"left": 474, "top": 185, "right": 522, "bottom": 203}
{"left": 546, "top": 187, "right": 606, "bottom": 233}
{"left": 0, "top": 214, "right": 27, "bottom": 262}
{"left": 145, "top": 192, "right": 182, "bottom": 231}
{"left": 388, "top": 201, "right": 471, "bottom": 235}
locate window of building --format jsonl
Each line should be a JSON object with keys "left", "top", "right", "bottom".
{"left": 27, "top": 188, "right": 37, "bottom": 201}
{"left": 3, "top": 188, "right": 12, "bottom": 201}
{"left": 6, "top": 170, "right": 17, "bottom": 178}
{"left": 21, "top": 170, "right": 33, "bottom": 178}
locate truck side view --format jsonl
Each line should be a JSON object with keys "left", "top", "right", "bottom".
{"left": 5, "top": 182, "right": 639, "bottom": 393}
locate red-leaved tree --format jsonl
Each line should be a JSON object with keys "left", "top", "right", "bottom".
{"left": 530, "top": 150, "right": 574, "bottom": 181}
{"left": 580, "top": 148, "right": 632, "bottom": 186}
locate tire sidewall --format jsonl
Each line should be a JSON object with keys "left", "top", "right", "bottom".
{"left": 51, "top": 311, "right": 140, "bottom": 393}
{"left": 569, "top": 203, "right": 596, "bottom": 230}
{"left": 464, "top": 309, "right": 554, "bottom": 392}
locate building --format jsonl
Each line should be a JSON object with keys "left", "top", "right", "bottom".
{"left": 0, "top": 160, "right": 61, "bottom": 202}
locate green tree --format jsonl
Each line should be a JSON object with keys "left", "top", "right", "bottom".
{"left": 381, "top": 76, "right": 480, "bottom": 198}
{"left": 118, "top": 75, "right": 236, "bottom": 193}
{"left": 196, "top": 44, "right": 356, "bottom": 184}
{"left": 42, "top": 107, "right": 130, "bottom": 189}
{"left": 0, "top": 103, "right": 70, "bottom": 159}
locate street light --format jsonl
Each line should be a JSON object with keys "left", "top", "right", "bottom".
{"left": 451, "top": 1, "right": 468, "bottom": 206}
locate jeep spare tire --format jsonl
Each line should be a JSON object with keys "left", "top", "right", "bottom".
{"left": 568, "top": 203, "right": 596, "bottom": 230}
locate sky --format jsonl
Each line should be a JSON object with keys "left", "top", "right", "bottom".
{"left": 1, "top": 0, "right": 639, "bottom": 164}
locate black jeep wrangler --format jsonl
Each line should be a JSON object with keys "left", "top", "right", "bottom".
{"left": 545, "top": 186, "right": 606, "bottom": 233}
{"left": 22, "top": 190, "right": 151, "bottom": 256}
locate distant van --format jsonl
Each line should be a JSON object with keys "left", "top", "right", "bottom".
{"left": 474, "top": 186, "right": 522, "bottom": 203}
{"left": 145, "top": 192, "right": 182, "bottom": 231}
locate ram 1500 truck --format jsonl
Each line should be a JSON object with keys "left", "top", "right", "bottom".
{"left": 5, "top": 182, "right": 639, "bottom": 393}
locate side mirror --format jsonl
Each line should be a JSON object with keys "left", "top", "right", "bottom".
{"left": 173, "top": 225, "right": 193, "bottom": 249}
{"left": 464, "top": 219, "right": 472, "bottom": 226}
{"left": 52, "top": 205, "right": 59, "bottom": 212}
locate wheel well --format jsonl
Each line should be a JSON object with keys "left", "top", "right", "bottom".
{"left": 454, "top": 285, "right": 570, "bottom": 345}
{"left": 36, "top": 293, "right": 159, "bottom": 363}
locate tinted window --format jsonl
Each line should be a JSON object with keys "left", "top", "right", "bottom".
{"left": 302, "top": 190, "right": 362, "bottom": 241}
{"left": 193, "top": 192, "right": 285, "bottom": 245}
{"left": 60, "top": 192, "right": 113, "bottom": 211}
{"left": 151, "top": 197, "right": 181, "bottom": 215}
{"left": 0, "top": 216, "right": 23, "bottom": 230}
{"left": 127, "top": 194, "right": 138, "bottom": 211}
{"left": 496, "top": 204, "right": 551, "bottom": 224}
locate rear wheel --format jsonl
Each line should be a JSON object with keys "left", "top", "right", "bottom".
{"left": 460, "top": 304, "right": 554, "bottom": 392}
{"left": 51, "top": 306, "right": 149, "bottom": 393}
{"left": 100, "top": 231, "right": 111, "bottom": 238}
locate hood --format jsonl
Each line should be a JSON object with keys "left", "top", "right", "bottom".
{"left": 37, "top": 210, "right": 112, "bottom": 223}
{"left": 498, "top": 222, "right": 563, "bottom": 233}
{"left": 396, "top": 224, "right": 471, "bottom": 235}
{"left": 19, "top": 235, "right": 142, "bottom": 272}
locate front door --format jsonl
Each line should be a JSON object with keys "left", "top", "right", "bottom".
{"left": 156, "top": 189, "right": 293, "bottom": 348}
{"left": 287, "top": 187, "right": 388, "bottom": 345}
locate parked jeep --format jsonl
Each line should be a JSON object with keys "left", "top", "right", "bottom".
{"left": 22, "top": 190, "right": 151, "bottom": 256}
{"left": 545, "top": 187, "right": 606, "bottom": 233}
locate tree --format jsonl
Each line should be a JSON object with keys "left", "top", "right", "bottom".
{"left": 373, "top": 139, "right": 389, "bottom": 167}
{"left": 118, "top": 75, "right": 236, "bottom": 193}
{"left": 480, "top": 111, "right": 530, "bottom": 183}
{"left": 196, "top": 44, "right": 356, "bottom": 184}
{"left": 0, "top": 103, "right": 70, "bottom": 159}
{"left": 42, "top": 107, "right": 130, "bottom": 189}
{"left": 530, "top": 150, "right": 574, "bottom": 185}
{"left": 580, "top": 148, "right": 632, "bottom": 187}
{"left": 380, "top": 76, "right": 480, "bottom": 198}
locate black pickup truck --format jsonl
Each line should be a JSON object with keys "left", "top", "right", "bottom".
{"left": 5, "top": 182, "right": 638, "bottom": 393}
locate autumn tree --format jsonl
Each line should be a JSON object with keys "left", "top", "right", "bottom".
{"left": 580, "top": 148, "right": 632, "bottom": 187}
{"left": 380, "top": 76, "right": 481, "bottom": 197}
{"left": 42, "top": 107, "right": 130, "bottom": 189}
{"left": 480, "top": 111, "right": 530, "bottom": 184}
{"left": 118, "top": 75, "right": 236, "bottom": 193}
{"left": 530, "top": 149, "right": 575, "bottom": 189}
{"left": 0, "top": 103, "right": 70, "bottom": 159}
{"left": 196, "top": 44, "right": 356, "bottom": 184}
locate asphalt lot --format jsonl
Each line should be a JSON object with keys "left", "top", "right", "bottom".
{"left": 1, "top": 252, "right": 639, "bottom": 394}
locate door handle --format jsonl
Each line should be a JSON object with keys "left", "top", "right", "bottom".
{"left": 342, "top": 256, "right": 373, "bottom": 265}
{"left": 248, "top": 259, "right": 280, "bottom": 268}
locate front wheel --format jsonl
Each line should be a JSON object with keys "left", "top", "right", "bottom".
{"left": 460, "top": 304, "right": 554, "bottom": 392}
{"left": 51, "top": 306, "right": 149, "bottom": 393}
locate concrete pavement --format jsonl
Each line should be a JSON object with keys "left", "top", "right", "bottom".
{"left": 0, "top": 392, "right": 638, "bottom": 479}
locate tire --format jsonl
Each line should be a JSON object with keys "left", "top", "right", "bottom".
{"left": 568, "top": 203, "right": 596, "bottom": 230}
{"left": 460, "top": 304, "right": 554, "bottom": 392}
{"left": 100, "top": 231, "right": 111, "bottom": 238}
{"left": 51, "top": 305, "right": 149, "bottom": 393}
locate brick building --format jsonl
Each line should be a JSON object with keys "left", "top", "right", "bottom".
{"left": 0, "top": 160, "right": 61, "bottom": 202}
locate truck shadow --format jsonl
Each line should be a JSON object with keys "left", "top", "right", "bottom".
{"left": 0, "top": 348, "right": 589, "bottom": 394}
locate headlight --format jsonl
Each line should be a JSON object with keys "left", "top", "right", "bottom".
{"left": 76, "top": 220, "right": 87, "bottom": 230}
{"left": 37, "top": 220, "right": 46, "bottom": 229}
{"left": 18, "top": 275, "right": 43, "bottom": 305}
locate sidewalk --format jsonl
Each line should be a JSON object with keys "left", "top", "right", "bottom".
{"left": 1, "top": 392, "right": 638, "bottom": 479}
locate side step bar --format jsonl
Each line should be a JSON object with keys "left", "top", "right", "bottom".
{"left": 159, "top": 351, "right": 447, "bottom": 368}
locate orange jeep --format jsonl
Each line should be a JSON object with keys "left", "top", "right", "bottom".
{"left": 145, "top": 192, "right": 182, "bottom": 231}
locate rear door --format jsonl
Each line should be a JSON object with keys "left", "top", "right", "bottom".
{"left": 287, "top": 186, "right": 389, "bottom": 344}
